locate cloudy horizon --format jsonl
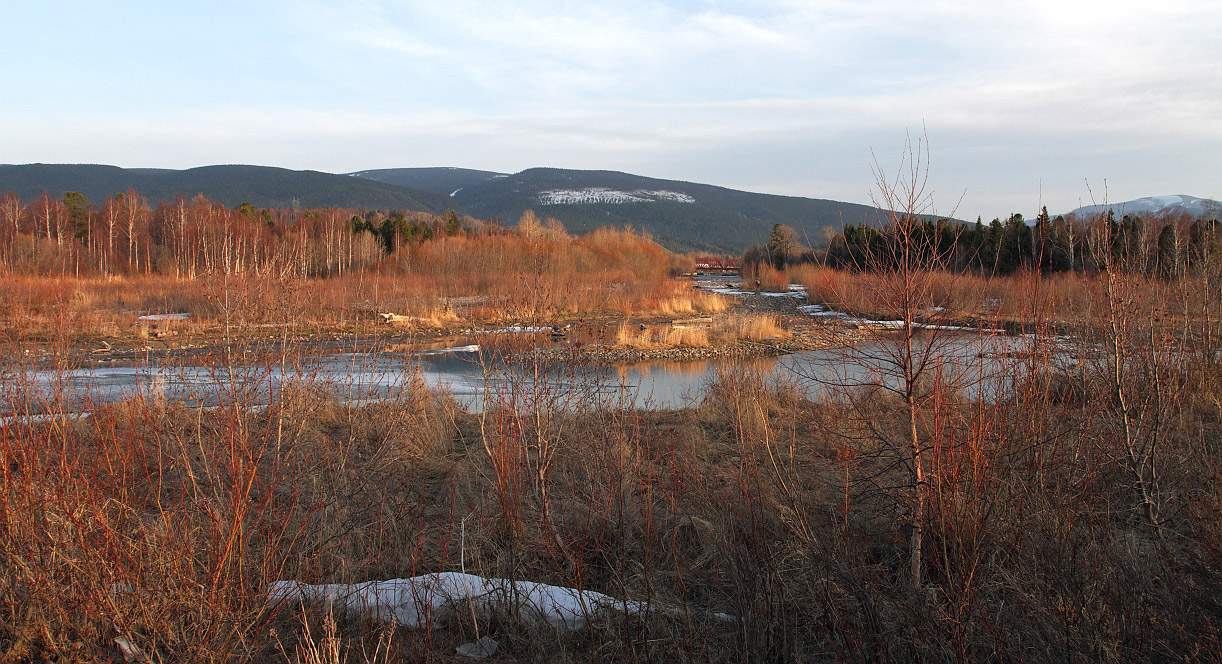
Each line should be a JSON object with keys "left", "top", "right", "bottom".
{"left": 3, "top": 0, "right": 1219, "bottom": 219}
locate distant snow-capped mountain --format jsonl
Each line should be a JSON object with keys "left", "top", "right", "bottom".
{"left": 1069, "top": 195, "right": 1221, "bottom": 218}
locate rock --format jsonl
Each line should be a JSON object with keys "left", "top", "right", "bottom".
{"left": 455, "top": 636, "right": 498, "bottom": 659}
{"left": 113, "top": 633, "right": 152, "bottom": 664}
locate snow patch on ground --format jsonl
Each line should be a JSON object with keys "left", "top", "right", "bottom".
{"left": 137, "top": 313, "right": 190, "bottom": 321}
{"left": 268, "top": 572, "right": 732, "bottom": 630}
{"left": 538, "top": 188, "right": 696, "bottom": 205}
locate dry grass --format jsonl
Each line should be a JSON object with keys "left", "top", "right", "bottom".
{"left": 3, "top": 310, "right": 1222, "bottom": 662}
{"left": 614, "top": 323, "right": 711, "bottom": 349}
{"left": 611, "top": 313, "right": 785, "bottom": 350}
{"left": 743, "top": 262, "right": 791, "bottom": 292}
{"left": 0, "top": 356, "right": 462, "bottom": 663}
{"left": 647, "top": 284, "right": 729, "bottom": 317}
{"left": 380, "top": 304, "right": 462, "bottom": 330}
{"left": 790, "top": 264, "right": 847, "bottom": 308}
{"left": 0, "top": 230, "right": 725, "bottom": 347}
{"left": 6, "top": 217, "right": 1222, "bottom": 661}
{"left": 789, "top": 265, "right": 1149, "bottom": 327}
{"left": 714, "top": 314, "right": 789, "bottom": 342}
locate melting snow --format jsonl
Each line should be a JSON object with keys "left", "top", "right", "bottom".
{"left": 267, "top": 572, "right": 732, "bottom": 630}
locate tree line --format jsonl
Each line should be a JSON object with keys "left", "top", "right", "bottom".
{"left": 0, "top": 189, "right": 496, "bottom": 278}
{"left": 746, "top": 208, "right": 1222, "bottom": 277}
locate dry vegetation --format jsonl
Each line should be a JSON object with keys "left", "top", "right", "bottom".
{"left": 4, "top": 289, "right": 1222, "bottom": 662}
{"left": 4, "top": 181, "right": 1222, "bottom": 661}
{"left": 611, "top": 315, "right": 788, "bottom": 351}
{"left": 793, "top": 263, "right": 1215, "bottom": 334}
{"left": 0, "top": 221, "right": 725, "bottom": 351}
{"left": 614, "top": 323, "right": 711, "bottom": 349}
{"left": 741, "top": 262, "right": 791, "bottom": 293}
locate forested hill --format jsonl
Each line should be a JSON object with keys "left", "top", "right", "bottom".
{"left": 0, "top": 164, "right": 456, "bottom": 213}
{"left": 353, "top": 167, "right": 886, "bottom": 254}
{"left": 4, "top": 163, "right": 891, "bottom": 254}
{"left": 347, "top": 167, "right": 507, "bottom": 197}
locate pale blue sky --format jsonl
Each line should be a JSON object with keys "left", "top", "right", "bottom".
{"left": 3, "top": 0, "right": 1219, "bottom": 218}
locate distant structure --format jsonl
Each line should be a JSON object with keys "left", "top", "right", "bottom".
{"left": 693, "top": 256, "right": 742, "bottom": 275}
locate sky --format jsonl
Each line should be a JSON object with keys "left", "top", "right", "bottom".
{"left": 2, "top": 0, "right": 1220, "bottom": 219}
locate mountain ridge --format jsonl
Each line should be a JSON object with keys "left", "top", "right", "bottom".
{"left": 1067, "top": 195, "right": 1221, "bottom": 219}
{"left": 0, "top": 163, "right": 456, "bottom": 214}
{"left": 0, "top": 163, "right": 887, "bottom": 253}
{"left": 10, "top": 163, "right": 1213, "bottom": 255}
{"left": 354, "top": 166, "right": 888, "bottom": 253}
{"left": 347, "top": 167, "right": 507, "bottom": 198}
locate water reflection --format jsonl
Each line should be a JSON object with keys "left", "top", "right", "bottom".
{"left": 5, "top": 332, "right": 1052, "bottom": 418}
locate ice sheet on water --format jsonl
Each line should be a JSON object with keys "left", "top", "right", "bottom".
{"left": 800, "top": 304, "right": 1003, "bottom": 332}
{"left": 702, "top": 287, "right": 803, "bottom": 297}
{"left": 477, "top": 327, "right": 551, "bottom": 334}
{"left": 413, "top": 344, "right": 480, "bottom": 355}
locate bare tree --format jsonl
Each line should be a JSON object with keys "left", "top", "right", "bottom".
{"left": 0, "top": 192, "right": 24, "bottom": 270}
{"left": 808, "top": 131, "right": 978, "bottom": 589}
{"left": 121, "top": 188, "right": 147, "bottom": 272}
{"left": 1085, "top": 204, "right": 1169, "bottom": 542}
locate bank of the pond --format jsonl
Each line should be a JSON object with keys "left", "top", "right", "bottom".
{"left": 524, "top": 325, "right": 867, "bottom": 365}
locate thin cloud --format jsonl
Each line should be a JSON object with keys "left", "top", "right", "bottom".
{"left": 1, "top": 0, "right": 1219, "bottom": 218}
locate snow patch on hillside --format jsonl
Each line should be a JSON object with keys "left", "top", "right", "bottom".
{"left": 538, "top": 188, "right": 696, "bottom": 205}
{"left": 648, "top": 190, "right": 698, "bottom": 203}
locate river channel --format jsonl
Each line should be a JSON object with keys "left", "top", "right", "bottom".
{"left": 6, "top": 330, "right": 1057, "bottom": 418}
